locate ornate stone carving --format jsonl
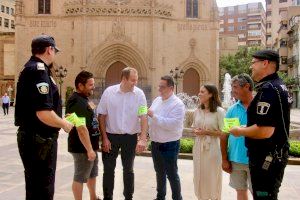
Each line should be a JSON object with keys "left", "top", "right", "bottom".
{"left": 64, "top": 0, "right": 173, "bottom": 18}
{"left": 107, "top": 0, "right": 131, "bottom": 5}
{"left": 15, "top": 0, "right": 24, "bottom": 15}
{"left": 108, "top": 17, "right": 126, "bottom": 41}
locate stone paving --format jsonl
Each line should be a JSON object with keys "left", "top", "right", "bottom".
{"left": 0, "top": 108, "right": 300, "bottom": 200}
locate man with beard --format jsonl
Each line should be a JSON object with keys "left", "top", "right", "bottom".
{"left": 66, "top": 71, "right": 101, "bottom": 200}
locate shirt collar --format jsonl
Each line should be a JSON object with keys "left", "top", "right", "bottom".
{"left": 255, "top": 73, "right": 278, "bottom": 89}
{"left": 116, "top": 84, "right": 137, "bottom": 94}
{"left": 236, "top": 100, "right": 246, "bottom": 110}
{"left": 162, "top": 93, "right": 175, "bottom": 103}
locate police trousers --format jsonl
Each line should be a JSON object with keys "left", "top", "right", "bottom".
{"left": 17, "top": 129, "right": 58, "bottom": 200}
{"left": 249, "top": 150, "right": 288, "bottom": 200}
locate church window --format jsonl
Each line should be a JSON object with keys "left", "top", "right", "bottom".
{"left": 38, "top": 0, "right": 51, "bottom": 14}
{"left": 186, "top": 0, "right": 198, "bottom": 18}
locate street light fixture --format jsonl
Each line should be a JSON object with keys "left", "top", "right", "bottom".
{"left": 169, "top": 67, "right": 184, "bottom": 94}
{"left": 55, "top": 66, "right": 68, "bottom": 97}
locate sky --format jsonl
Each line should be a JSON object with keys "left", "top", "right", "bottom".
{"left": 216, "top": 0, "right": 266, "bottom": 8}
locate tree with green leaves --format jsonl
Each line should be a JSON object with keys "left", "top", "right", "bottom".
{"left": 219, "top": 46, "right": 261, "bottom": 85}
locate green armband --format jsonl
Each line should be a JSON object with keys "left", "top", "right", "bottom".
{"left": 65, "top": 113, "right": 79, "bottom": 125}
{"left": 75, "top": 117, "right": 86, "bottom": 127}
{"left": 138, "top": 105, "right": 148, "bottom": 116}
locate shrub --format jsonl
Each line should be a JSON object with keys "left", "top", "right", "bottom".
{"left": 180, "top": 138, "right": 194, "bottom": 153}
{"left": 65, "top": 86, "right": 74, "bottom": 102}
{"left": 289, "top": 140, "right": 300, "bottom": 157}
{"left": 146, "top": 138, "right": 195, "bottom": 153}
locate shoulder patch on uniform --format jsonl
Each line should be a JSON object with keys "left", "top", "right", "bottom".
{"left": 257, "top": 102, "right": 270, "bottom": 115}
{"left": 37, "top": 62, "right": 45, "bottom": 70}
{"left": 36, "top": 82, "right": 49, "bottom": 94}
{"left": 280, "top": 84, "right": 288, "bottom": 92}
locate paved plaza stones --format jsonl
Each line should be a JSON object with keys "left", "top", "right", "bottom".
{"left": 0, "top": 108, "right": 300, "bottom": 200}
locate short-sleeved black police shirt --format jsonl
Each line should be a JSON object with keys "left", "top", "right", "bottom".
{"left": 66, "top": 92, "right": 100, "bottom": 153}
{"left": 246, "top": 73, "right": 290, "bottom": 159}
{"left": 15, "top": 56, "right": 62, "bottom": 137}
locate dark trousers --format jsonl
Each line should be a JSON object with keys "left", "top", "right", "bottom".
{"left": 249, "top": 150, "right": 288, "bottom": 200}
{"left": 102, "top": 133, "right": 137, "bottom": 200}
{"left": 17, "top": 130, "right": 58, "bottom": 200}
{"left": 151, "top": 140, "right": 182, "bottom": 200}
{"left": 2, "top": 103, "right": 9, "bottom": 115}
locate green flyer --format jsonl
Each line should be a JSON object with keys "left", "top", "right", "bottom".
{"left": 138, "top": 105, "right": 148, "bottom": 115}
{"left": 222, "top": 118, "right": 240, "bottom": 133}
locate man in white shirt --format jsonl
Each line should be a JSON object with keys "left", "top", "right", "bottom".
{"left": 2, "top": 92, "right": 10, "bottom": 115}
{"left": 97, "top": 67, "right": 148, "bottom": 200}
{"left": 148, "top": 75, "right": 185, "bottom": 200}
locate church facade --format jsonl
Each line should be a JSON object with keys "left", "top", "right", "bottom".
{"left": 15, "top": 0, "right": 219, "bottom": 102}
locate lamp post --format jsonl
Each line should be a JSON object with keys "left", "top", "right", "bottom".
{"left": 55, "top": 66, "right": 68, "bottom": 97}
{"left": 169, "top": 67, "right": 184, "bottom": 94}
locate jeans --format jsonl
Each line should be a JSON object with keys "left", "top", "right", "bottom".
{"left": 151, "top": 140, "right": 182, "bottom": 200}
{"left": 102, "top": 133, "right": 137, "bottom": 200}
{"left": 2, "top": 103, "right": 9, "bottom": 115}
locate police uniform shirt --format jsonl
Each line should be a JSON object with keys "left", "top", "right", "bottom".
{"left": 246, "top": 73, "right": 290, "bottom": 159}
{"left": 66, "top": 92, "right": 100, "bottom": 153}
{"left": 15, "top": 56, "right": 62, "bottom": 137}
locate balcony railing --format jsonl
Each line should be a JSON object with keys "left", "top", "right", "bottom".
{"left": 288, "top": 34, "right": 299, "bottom": 47}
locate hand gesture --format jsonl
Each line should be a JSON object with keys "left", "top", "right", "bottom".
{"left": 222, "top": 159, "right": 232, "bottom": 174}
{"left": 87, "top": 150, "right": 96, "bottom": 161}
{"left": 63, "top": 120, "right": 74, "bottom": 133}
{"left": 136, "top": 139, "right": 147, "bottom": 153}
{"left": 101, "top": 137, "right": 111, "bottom": 153}
{"left": 147, "top": 109, "right": 154, "bottom": 118}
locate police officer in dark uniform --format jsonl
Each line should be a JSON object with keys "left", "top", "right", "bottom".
{"left": 230, "top": 50, "right": 291, "bottom": 200}
{"left": 15, "top": 35, "right": 73, "bottom": 200}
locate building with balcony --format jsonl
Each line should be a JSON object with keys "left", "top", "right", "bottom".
{"left": 0, "top": 0, "right": 15, "bottom": 33}
{"left": 219, "top": 2, "right": 266, "bottom": 47}
{"left": 219, "top": 35, "right": 238, "bottom": 56}
{"left": 266, "top": 0, "right": 293, "bottom": 49}
{"left": 287, "top": 6, "right": 300, "bottom": 108}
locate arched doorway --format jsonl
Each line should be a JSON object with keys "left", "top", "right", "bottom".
{"left": 105, "top": 61, "right": 127, "bottom": 87}
{"left": 183, "top": 68, "right": 200, "bottom": 96}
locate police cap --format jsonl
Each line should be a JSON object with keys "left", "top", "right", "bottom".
{"left": 31, "top": 35, "right": 60, "bottom": 53}
{"left": 252, "top": 49, "right": 280, "bottom": 70}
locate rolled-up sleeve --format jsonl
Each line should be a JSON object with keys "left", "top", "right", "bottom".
{"left": 97, "top": 89, "right": 108, "bottom": 115}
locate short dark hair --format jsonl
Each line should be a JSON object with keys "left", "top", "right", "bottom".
{"left": 75, "top": 71, "right": 94, "bottom": 89}
{"left": 161, "top": 75, "right": 174, "bottom": 87}
{"left": 231, "top": 73, "right": 254, "bottom": 91}
{"left": 200, "top": 84, "right": 222, "bottom": 112}
{"left": 121, "top": 67, "right": 138, "bottom": 80}
{"left": 31, "top": 35, "right": 59, "bottom": 55}
{"left": 32, "top": 46, "right": 47, "bottom": 55}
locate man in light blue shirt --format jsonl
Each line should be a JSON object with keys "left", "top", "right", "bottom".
{"left": 2, "top": 92, "right": 10, "bottom": 115}
{"left": 221, "top": 73, "right": 254, "bottom": 200}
